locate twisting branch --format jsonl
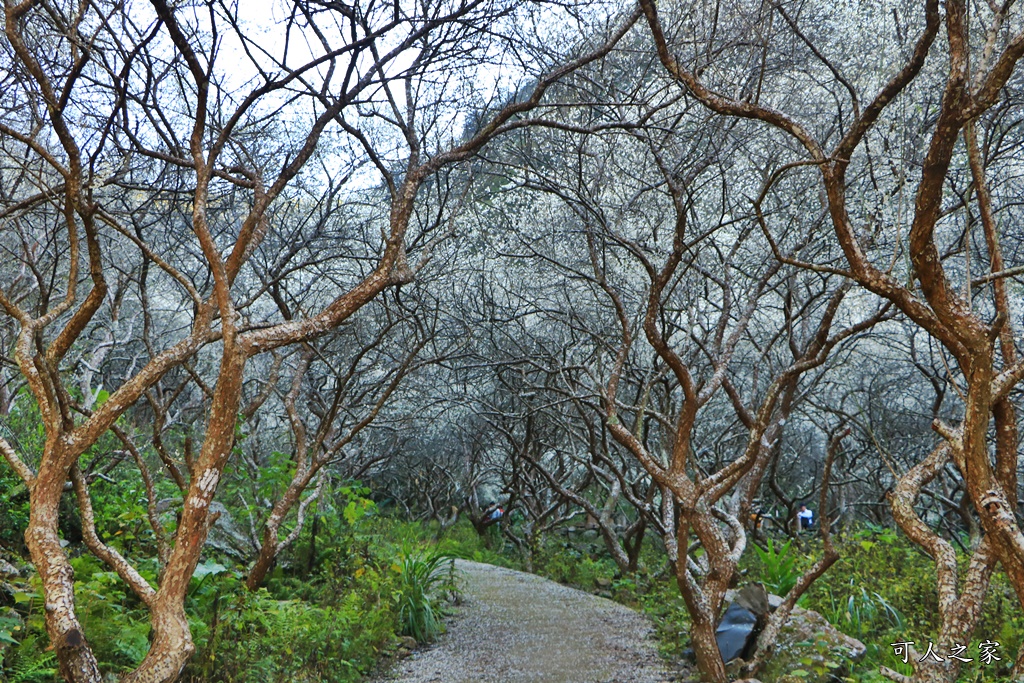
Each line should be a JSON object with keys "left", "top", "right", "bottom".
{"left": 71, "top": 465, "right": 157, "bottom": 607}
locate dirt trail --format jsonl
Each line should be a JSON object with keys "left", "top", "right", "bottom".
{"left": 377, "top": 559, "right": 672, "bottom": 683}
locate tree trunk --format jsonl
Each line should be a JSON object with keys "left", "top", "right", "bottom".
{"left": 121, "top": 597, "right": 193, "bottom": 683}
{"left": 26, "top": 457, "right": 102, "bottom": 683}
{"left": 689, "top": 613, "right": 727, "bottom": 683}
{"left": 598, "top": 522, "right": 632, "bottom": 574}
{"left": 673, "top": 508, "right": 737, "bottom": 683}
{"left": 247, "top": 469, "right": 324, "bottom": 588}
{"left": 247, "top": 479, "right": 305, "bottom": 590}
{"left": 625, "top": 519, "right": 647, "bottom": 573}
{"left": 247, "top": 540, "right": 278, "bottom": 591}
{"left": 122, "top": 348, "right": 247, "bottom": 683}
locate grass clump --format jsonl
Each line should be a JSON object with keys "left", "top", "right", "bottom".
{"left": 396, "top": 547, "right": 458, "bottom": 643}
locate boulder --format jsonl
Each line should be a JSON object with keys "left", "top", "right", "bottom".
{"left": 0, "top": 557, "right": 24, "bottom": 610}
{"left": 717, "top": 584, "right": 770, "bottom": 663}
{"left": 0, "top": 558, "right": 19, "bottom": 579}
{"left": 757, "top": 604, "right": 866, "bottom": 683}
{"left": 718, "top": 586, "right": 865, "bottom": 683}
{"left": 724, "top": 587, "right": 783, "bottom": 610}
{"left": 733, "top": 583, "right": 770, "bottom": 616}
{"left": 682, "top": 585, "right": 868, "bottom": 682}
{"left": 206, "top": 502, "right": 256, "bottom": 561}
{"left": 716, "top": 602, "right": 759, "bottom": 663}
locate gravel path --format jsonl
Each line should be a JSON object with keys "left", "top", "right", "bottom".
{"left": 376, "top": 559, "right": 672, "bottom": 683}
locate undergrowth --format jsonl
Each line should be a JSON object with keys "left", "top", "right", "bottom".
{"left": 5, "top": 501, "right": 1024, "bottom": 683}
{"left": 0, "top": 502, "right": 475, "bottom": 682}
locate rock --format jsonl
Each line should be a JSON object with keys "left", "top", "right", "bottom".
{"left": 725, "top": 587, "right": 783, "bottom": 610}
{"left": 0, "top": 558, "right": 19, "bottom": 578}
{"left": 716, "top": 602, "right": 758, "bottom": 663}
{"left": 206, "top": 502, "right": 256, "bottom": 561}
{"left": 0, "top": 558, "right": 24, "bottom": 609}
{"left": 155, "top": 499, "right": 254, "bottom": 561}
{"left": 717, "top": 586, "right": 865, "bottom": 683}
{"left": 734, "top": 583, "right": 769, "bottom": 616}
{"left": 760, "top": 604, "right": 867, "bottom": 683}
{"left": 783, "top": 605, "right": 865, "bottom": 660}
{"left": 717, "top": 584, "right": 771, "bottom": 664}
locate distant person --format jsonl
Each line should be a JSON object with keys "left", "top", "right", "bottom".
{"left": 481, "top": 502, "right": 503, "bottom": 526}
{"left": 797, "top": 504, "right": 814, "bottom": 531}
{"left": 490, "top": 505, "right": 504, "bottom": 523}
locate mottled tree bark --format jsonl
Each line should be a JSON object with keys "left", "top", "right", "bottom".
{"left": 28, "top": 456, "right": 103, "bottom": 683}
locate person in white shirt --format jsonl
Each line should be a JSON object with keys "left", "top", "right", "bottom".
{"left": 797, "top": 504, "right": 814, "bottom": 531}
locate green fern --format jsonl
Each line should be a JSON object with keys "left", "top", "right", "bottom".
{"left": 4, "top": 650, "right": 57, "bottom": 683}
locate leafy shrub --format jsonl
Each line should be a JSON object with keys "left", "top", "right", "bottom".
{"left": 70, "top": 555, "right": 153, "bottom": 671}
{"left": 434, "top": 519, "right": 513, "bottom": 567}
{"left": 183, "top": 511, "right": 400, "bottom": 683}
{"left": 2, "top": 505, "right": 405, "bottom": 682}
{"left": 1, "top": 579, "right": 64, "bottom": 681}
{"left": 181, "top": 549, "right": 399, "bottom": 682}
{"left": 794, "top": 526, "right": 1024, "bottom": 681}
{"left": 0, "top": 469, "right": 27, "bottom": 553}
{"left": 184, "top": 582, "right": 395, "bottom": 683}
{"left": 534, "top": 539, "right": 616, "bottom": 589}
{"left": 802, "top": 528, "right": 937, "bottom": 635}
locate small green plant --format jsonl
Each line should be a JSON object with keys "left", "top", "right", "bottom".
{"left": 860, "top": 522, "right": 899, "bottom": 545}
{"left": 396, "top": 548, "right": 457, "bottom": 643}
{"left": 753, "top": 537, "right": 798, "bottom": 596}
{"left": 0, "top": 614, "right": 19, "bottom": 647}
{"left": 2, "top": 645, "right": 56, "bottom": 683}
{"left": 823, "top": 584, "right": 904, "bottom": 640}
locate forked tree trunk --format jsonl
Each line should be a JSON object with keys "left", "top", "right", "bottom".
{"left": 247, "top": 531, "right": 282, "bottom": 591}
{"left": 624, "top": 519, "right": 647, "bottom": 573}
{"left": 247, "top": 478, "right": 306, "bottom": 590}
{"left": 681, "top": 594, "right": 728, "bottom": 683}
{"left": 122, "top": 348, "right": 247, "bottom": 683}
{"left": 247, "top": 468, "right": 321, "bottom": 590}
{"left": 671, "top": 508, "right": 738, "bottom": 683}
